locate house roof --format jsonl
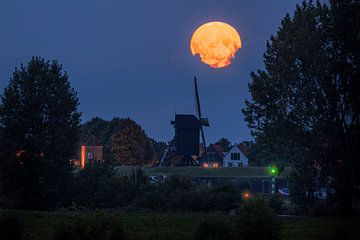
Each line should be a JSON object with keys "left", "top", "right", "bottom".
{"left": 210, "top": 144, "right": 225, "bottom": 157}
{"left": 84, "top": 134, "right": 102, "bottom": 146}
{"left": 199, "top": 143, "right": 225, "bottom": 157}
{"left": 232, "top": 143, "right": 249, "bottom": 157}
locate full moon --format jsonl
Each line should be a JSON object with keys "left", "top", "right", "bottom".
{"left": 190, "top": 21, "right": 241, "bottom": 68}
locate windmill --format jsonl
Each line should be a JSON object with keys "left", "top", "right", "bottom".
{"left": 159, "top": 77, "right": 209, "bottom": 166}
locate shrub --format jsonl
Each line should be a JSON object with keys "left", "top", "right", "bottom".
{"left": 211, "top": 182, "right": 242, "bottom": 211}
{"left": 235, "top": 199, "right": 281, "bottom": 240}
{"left": 53, "top": 215, "right": 125, "bottom": 240}
{"left": 195, "top": 219, "right": 235, "bottom": 240}
{"left": 267, "top": 194, "right": 283, "bottom": 214}
{"left": 0, "top": 213, "right": 24, "bottom": 240}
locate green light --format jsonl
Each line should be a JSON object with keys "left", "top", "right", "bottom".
{"left": 269, "top": 165, "right": 278, "bottom": 176}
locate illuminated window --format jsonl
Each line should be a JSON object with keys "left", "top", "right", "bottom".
{"left": 231, "top": 153, "right": 240, "bottom": 160}
{"left": 203, "top": 163, "right": 209, "bottom": 168}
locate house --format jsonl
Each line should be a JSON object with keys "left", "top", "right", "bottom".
{"left": 199, "top": 144, "right": 224, "bottom": 168}
{"left": 75, "top": 134, "right": 104, "bottom": 168}
{"left": 223, "top": 143, "right": 249, "bottom": 167}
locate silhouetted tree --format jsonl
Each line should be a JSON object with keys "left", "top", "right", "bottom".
{"left": 111, "top": 119, "right": 155, "bottom": 165}
{"left": 215, "top": 137, "right": 232, "bottom": 152}
{"left": 0, "top": 57, "right": 81, "bottom": 209}
{"left": 242, "top": 1, "right": 360, "bottom": 215}
{"left": 149, "top": 138, "right": 167, "bottom": 162}
{"left": 80, "top": 117, "right": 158, "bottom": 164}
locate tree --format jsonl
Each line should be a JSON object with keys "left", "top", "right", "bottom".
{"left": 80, "top": 117, "right": 160, "bottom": 164}
{"left": 235, "top": 199, "right": 280, "bottom": 240}
{"left": 0, "top": 57, "right": 81, "bottom": 209}
{"left": 215, "top": 137, "right": 232, "bottom": 152}
{"left": 149, "top": 138, "right": 167, "bottom": 162}
{"left": 242, "top": 1, "right": 360, "bottom": 215}
{"left": 111, "top": 119, "right": 155, "bottom": 165}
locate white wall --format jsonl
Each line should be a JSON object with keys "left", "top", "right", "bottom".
{"left": 223, "top": 144, "right": 248, "bottom": 167}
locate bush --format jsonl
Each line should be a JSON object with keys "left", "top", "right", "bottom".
{"left": 53, "top": 215, "right": 125, "bottom": 240}
{"left": 195, "top": 219, "right": 235, "bottom": 240}
{"left": 235, "top": 199, "right": 281, "bottom": 240}
{"left": 211, "top": 182, "right": 242, "bottom": 211}
{"left": 0, "top": 213, "right": 24, "bottom": 240}
{"left": 267, "top": 194, "right": 283, "bottom": 214}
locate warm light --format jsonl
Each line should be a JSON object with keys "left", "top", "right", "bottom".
{"left": 190, "top": 21, "right": 241, "bottom": 68}
{"left": 15, "top": 150, "right": 25, "bottom": 158}
{"left": 242, "top": 191, "right": 251, "bottom": 200}
{"left": 203, "top": 163, "right": 209, "bottom": 168}
{"left": 81, "top": 145, "right": 85, "bottom": 169}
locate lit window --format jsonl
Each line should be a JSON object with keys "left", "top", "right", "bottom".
{"left": 203, "top": 163, "right": 209, "bottom": 168}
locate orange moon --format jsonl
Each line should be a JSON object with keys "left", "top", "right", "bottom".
{"left": 190, "top": 21, "right": 241, "bottom": 68}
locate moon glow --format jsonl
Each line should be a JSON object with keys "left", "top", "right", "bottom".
{"left": 190, "top": 21, "right": 241, "bottom": 68}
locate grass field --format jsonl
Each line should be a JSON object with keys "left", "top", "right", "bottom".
{"left": 115, "top": 166, "right": 292, "bottom": 178}
{"left": 5, "top": 210, "right": 360, "bottom": 240}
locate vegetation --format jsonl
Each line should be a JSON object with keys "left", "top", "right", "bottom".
{"left": 80, "top": 117, "right": 163, "bottom": 164}
{"left": 53, "top": 214, "right": 125, "bottom": 240}
{"left": 111, "top": 119, "right": 155, "bottom": 165}
{"left": 72, "top": 166, "right": 245, "bottom": 212}
{"left": 215, "top": 137, "right": 232, "bottom": 152}
{"left": 0, "top": 212, "right": 24, "bottom": 240}
{"left": 195, "top": 219, "right": 234, "bottom": 240}
{"left": 0, "top": 57, "right": 81, "bottom": 209}
{"left": 1, "top": 211, "right": 359, "bottom": 240}
{"left": 116, "top": 166, "right": 291, "bottom": 178}
{"left": 236, "top": 199, "right": 281, "bottom": 240}
{"left": 242, "top": 0, "right": 360, "bottom": 215}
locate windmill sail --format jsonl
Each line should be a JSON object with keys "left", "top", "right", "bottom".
{"left": 194, "top": 77, "right": 208, "bottom": 160}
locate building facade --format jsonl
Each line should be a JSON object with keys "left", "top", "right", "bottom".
{"left": 223, "top": 143, "right": 249, "bottom": 167}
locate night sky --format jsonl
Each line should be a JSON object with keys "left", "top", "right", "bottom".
{"left": 0, "top": 0, "right": 302, "bottom": 143}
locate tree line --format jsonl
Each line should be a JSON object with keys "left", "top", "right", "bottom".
{"left": 80, "top": 117, "right": 166, "bottom": 166}
{"left": 242, "top": 0, "right": 360, "bottom": 215}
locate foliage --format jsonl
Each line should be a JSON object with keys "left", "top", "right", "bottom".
{"left": 195, "top": 219, "right": 235, "bottom": 240}
{"left": 74, "top": 166, "right": 148, "bottom": 208}
{"left": 0, "top": 57, "right": 80, "bottom": 209}
{"left": 111, "top": 119, "right": 155, "bottom": 165}
{"left": 149, "top": 138, "right": 167, "bottom": 162}
{"left": 3, "top": 210, "right": 360, "bottom": 240}
{"left": 215, "top": 138, "right": 232, "bottom": 152}
{"left": 53, "top": 215, "right": 125, "bottom": 240}
{"left": 74, "top": 165, "right": 124, "bottom": 208}
{"left": 242, "top": 0, "right": 360, "bottom": 215}
{"left": 80, "top": 117, "right": 158, "bottom": 165}
{"left": 235, "top": 199, "right": 281, "bottom": 240}
{"left": 0, "top": 212, "right": 24, "bottom": 240}
{"left": 211, "top": 182, "right": 242, "bottom": 211}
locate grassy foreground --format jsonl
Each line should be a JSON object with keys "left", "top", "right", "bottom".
{"left": 116, "top": 166, "right": 292, "bottom": 178}
{"left": 4, "top": 210, "right": 360, "bottom": 240}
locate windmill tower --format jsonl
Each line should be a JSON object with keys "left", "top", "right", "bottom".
{"left": 159, "top": 77, "right": 209, "bottom": 166}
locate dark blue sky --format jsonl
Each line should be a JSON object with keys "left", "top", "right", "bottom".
{"left": 0, "top": 0, "right": 302, "bottom": 143}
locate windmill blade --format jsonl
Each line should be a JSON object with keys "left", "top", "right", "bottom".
{"left": 194, "top": 77, "right": 202, "bottom": 119}
{"left": 194, "top": 76, "right": 207, "bottom": 160}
